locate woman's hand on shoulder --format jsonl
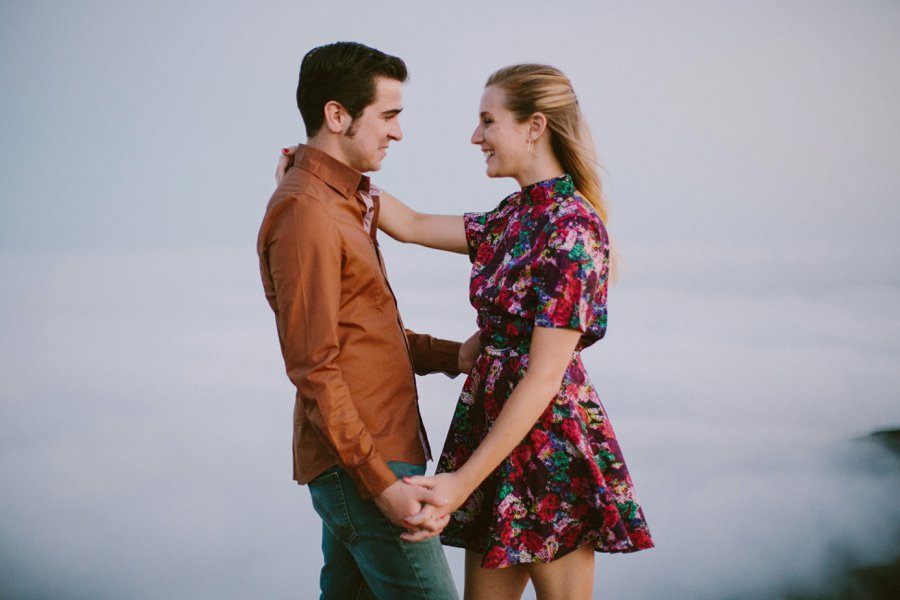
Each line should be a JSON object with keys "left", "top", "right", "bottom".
{"left": 275, "top": 145, "right": 298, "bottom": 184}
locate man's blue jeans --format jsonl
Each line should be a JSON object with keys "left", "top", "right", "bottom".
{"left": 307, "top": 461, "right": 459, "bottom": 600}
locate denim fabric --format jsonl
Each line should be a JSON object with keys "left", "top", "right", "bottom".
{"left": 308, "top": 462, "right": 459, "bottom": 600}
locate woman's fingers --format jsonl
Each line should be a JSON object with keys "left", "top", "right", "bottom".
{"left": 274, "top": 146, "right": 298, "bottom": 184}
{"left": 403, "top": 475, "right": 435, "bottom": 489}
{"left": 400, "top": 515, "right": 451, "bottom": 543}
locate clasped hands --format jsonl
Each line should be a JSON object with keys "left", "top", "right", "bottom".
{"left": 375, "top": 472, "right": 470, "bottom": 542}
{"left": 384, "top": 332, "right": 479, "bottom": 542}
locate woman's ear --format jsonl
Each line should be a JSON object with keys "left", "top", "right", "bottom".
{"left": 529, "top": 112, "right": 549, "bottom": 139}
{"left": 322, "top": 100, "right": 349, "bottom": 134}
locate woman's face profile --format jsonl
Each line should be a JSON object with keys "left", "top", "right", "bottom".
{"left": 471, "top": 85, "right": 530, "bottom": 180}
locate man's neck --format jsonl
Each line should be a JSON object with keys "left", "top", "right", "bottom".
{"left": 306, "top": 136, "right": 351, "bottom": 170}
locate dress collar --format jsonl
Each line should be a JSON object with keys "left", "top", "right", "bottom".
{"left": 518, "top": 174, "right": 575, "bottom": 205}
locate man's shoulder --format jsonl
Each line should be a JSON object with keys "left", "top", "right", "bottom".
{"left": 276, "top": 166, "right": 333, "bottom": 203}
{"left": 258, "top": 171, "right": 341, "bottom": 248}
{"left": 265, "top": 170, "right": 335, "bottom": 218}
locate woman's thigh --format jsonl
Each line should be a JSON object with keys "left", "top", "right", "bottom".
{"left": 526, "top": 544, "right": 595, "bottom": 600}
{"left": 464, "top": 550, "right": 530, "bottom": 600}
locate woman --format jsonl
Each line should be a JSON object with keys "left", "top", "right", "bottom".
{"left": 380, "top": 64, "right": 653, "bottom": 600}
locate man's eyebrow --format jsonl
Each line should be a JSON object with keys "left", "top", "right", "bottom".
{"left": 381, "top": 108, "right": 403, "bottom": 117}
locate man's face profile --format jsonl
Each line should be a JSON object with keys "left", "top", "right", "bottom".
{"left": 338, "top": 77, "right": 404, "bottom": 173}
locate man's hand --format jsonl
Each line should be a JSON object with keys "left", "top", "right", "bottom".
{"left": 457, "top": 330, "right": 481, "bottom": 374}
{"left": 373, "top": 478, "right": 449, "bottom": 529}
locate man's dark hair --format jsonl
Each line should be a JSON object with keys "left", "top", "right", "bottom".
{"left": 297, "top": 42, "right": 408, "bottom": 138}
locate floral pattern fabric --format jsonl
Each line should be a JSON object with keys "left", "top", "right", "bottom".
{"left": 437, "top": 175, "right": 653, "bottom": 568}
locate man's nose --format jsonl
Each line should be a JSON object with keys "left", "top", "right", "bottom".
{"left": 390, "top": 120, "right": 403, "bottom": 141}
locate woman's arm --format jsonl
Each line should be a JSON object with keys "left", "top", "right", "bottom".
{"left": 378, "top": 190, "right": 468, "bottom": 254}
{"left": 276, "top": 146, "right": 468, "bottom": 254}
{"left": 400, "top": 326, "right": 583, "bottom": 540}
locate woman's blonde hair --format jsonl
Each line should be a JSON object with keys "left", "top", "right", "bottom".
{"left": 486, "top": 64, "right": 617, "bottom": 273}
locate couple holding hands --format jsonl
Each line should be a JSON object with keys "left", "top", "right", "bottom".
{"left": 258, "top": 41, "right": 652, "bottom": 600}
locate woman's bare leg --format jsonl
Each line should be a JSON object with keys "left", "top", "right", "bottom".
{"left": 526, "top": 544, "right": 595, "bottom": 600}
{"left": 464, "top": 550, "right": 531, "bottom": 600}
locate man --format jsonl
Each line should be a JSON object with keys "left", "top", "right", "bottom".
{"left": 258, "top": 42, "right": 471, "bottom": 599}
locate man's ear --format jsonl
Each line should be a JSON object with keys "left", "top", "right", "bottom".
{"left": 322, "top": 100, "right": 349, "bottom": 134}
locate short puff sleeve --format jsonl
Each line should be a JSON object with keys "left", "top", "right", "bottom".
{"left": 532, "top": 214, "right": 608, "bottom": 336}
{"left": 463, "top": 211, "right": 490, "bottom": 264}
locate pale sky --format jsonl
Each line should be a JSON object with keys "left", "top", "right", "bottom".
{"left": 3, "top": 1, "right": 898, "bottom": 256}
{"left": 2, "top": 1, "right": 899, "bottom": 598}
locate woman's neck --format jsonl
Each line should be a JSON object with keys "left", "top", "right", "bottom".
{"left": 515, "top": 155, "right": 566, "bottom": 188}
{"left": 514, "top": 133, "right": 565, "bottom": 187}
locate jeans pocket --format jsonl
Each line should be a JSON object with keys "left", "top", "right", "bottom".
{"left": 309, "top": 471, "right": 358, "bottom": 545}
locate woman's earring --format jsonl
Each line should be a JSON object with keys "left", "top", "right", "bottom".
{"left": 527, "top": 138, "right": 536, "bottom": 156}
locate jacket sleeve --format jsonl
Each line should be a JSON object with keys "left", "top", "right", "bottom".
{"left": 266, "top": 198, "right": 396, "bottom": 498}
{"left": 405, "top": 330, "right": 462, "bottom": 377}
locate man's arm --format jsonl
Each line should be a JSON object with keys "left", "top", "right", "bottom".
{"left": 268, "top": 198, "right": 395, "bottom": 497}
{"left": 406, "top": 330, "right": 480, "bottom": 376}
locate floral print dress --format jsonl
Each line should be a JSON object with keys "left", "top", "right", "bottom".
{"left": 437, "top": 175, "right": 653, "bottom": 568}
